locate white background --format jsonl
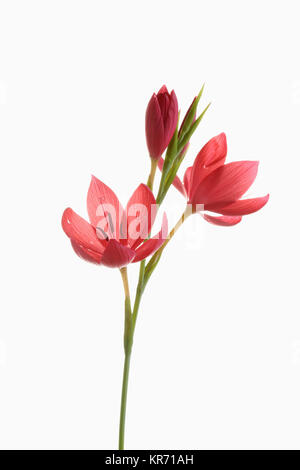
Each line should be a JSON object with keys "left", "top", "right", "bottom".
{"left": 0, "top": 0, "right": 299, "bottom": 450}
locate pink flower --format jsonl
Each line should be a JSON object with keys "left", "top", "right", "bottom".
{"left": 62, "top": 176, "right": 168, "bottom": 268}
{"left": 159, "top": 133, "right": 269, "bottom": 226}
{"left": 145, "top": 85, "right": 178, "bottom": 160}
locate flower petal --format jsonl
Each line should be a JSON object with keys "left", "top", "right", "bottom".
{"left": 87, "top": 176, "right": 123, "bottom": 239}
{"left": 62, "top": 208, "right": 105, "bottom": 253}
{"left": 214, "top": 194, "right": 270, "bottom": 216}
{"left": 157, "top": 89, "right": 170, "bottom": 121}
{"left": 191, "top": 161, "right": 259, "bottom": 207}
{"left": 125, "top": 184, "right": 157, "bottom": 249}
{"left": 157, "top": 156, "right": 164, "bottom": 171}
{"left": 70, "top": 240, "right": 103, "bottom": 264}
{"left": 203, "top": 214, "right": 242, "bottom": 226}
{"left": 158, "top": 157, "right": 186, "bottom": 196}
{"left": 101, "top": 239, "right": 136, "bottom": 268}
{"left": 132, "top": 213, "right": 168, "bottom": 263}
{"left": 163, "top": 90, "right": 178, "bottom": 148}
{"left": 189, "top": 133, "right": 227, "bottom": 199}
{"left": 183, "top": 166, "right": 192, "bottom": 196}
{"left": 158, "top": 84, "right": 168, "bottom": 95}
{"left": 145, "top": 94, "right": 164, "bottom": 159}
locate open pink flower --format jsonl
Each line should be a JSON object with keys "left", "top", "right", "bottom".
{"left": 159, "top": 133, "right": 269, "bottom": 226}
{"left": 145, "top": 85, "right": 178, "bottom": 160}
{"left": 62, "top": 176, "right": 168, "bottom": 268}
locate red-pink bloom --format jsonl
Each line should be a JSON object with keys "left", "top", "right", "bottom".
{"left": 145, "top": 85, "right": 178, "bottom": 160}
{"left": 160, "top": 133, "right": 269, "bottom": 226}
{"left": 62, "top": 176, "right": 168, "bottom": 268}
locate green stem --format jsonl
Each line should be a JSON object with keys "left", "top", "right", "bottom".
{"left": 132, "top": 260, "right": 145, "bottom": 330}
{"left": 118, "top": 164, "right": 190, "bottom": 449}
{"left": 147, "top": 158, "right": 158, "bottom": 191}
{"left": 118, "top": 206, "right": 191, "bottom": 449}
{"left": 118, "top": 156, "right": 158, "bottom": 449}
{"left": 119, "top": 267, "right": 132, "bottom": 450}
{"left": 118, "top": 156, "right": 158, "bottom": 450}
{"left": 131, "top": 157, "right": 157, "bottom": 330}
{"left": 119, "top": 350, "right": 131, "bottom": 450}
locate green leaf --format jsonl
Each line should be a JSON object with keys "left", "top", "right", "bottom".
{"left": 156, "top": 102, "right": 211, "bottom": 206}
{"left": 178, "top": 102, "right": 211, "bottom": 155}
{"left": 178, "top": 84, "right": 205, "bottom": 141}
{"left": 163, "top": 118, "right": 179, "bottom": 175}
{"left": 156, "top": 114, "right": 179, "bottom": 203}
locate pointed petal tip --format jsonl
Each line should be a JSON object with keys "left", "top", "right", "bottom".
{"left": 62, "top": 206, "right": 71, "bottom": 215}
{"left": 62, "top": 207, "right": 105, "bottom": 253}
{"left": 87, "top": 176, "right": 123, "bottom": 232}
{"left": 61, "top": 207, "right": 74, "bottom": 226}
{"left": 129, "top": 182, "right": 156, "bottom": 202}
{"left": 139, "top": 182, "right": 153, "bottom": 193}
{"left": 61, "top": 207, "right": 71, "bottom": 228}
{"left": 158, "top": 84, "right": 168, "bottom": 94}
{"left": 214, "top": 132, "right": 227, "bottom": 148}
{"left": 216, "top": 193, "right": 269, "bottom": 216}
{"left": 90, "top": 174, "right": 103, "bottom": 186}
{"left": 157, "top": 157, "right": 164, "bottom": 171}
{"left": 257, "top": 193, "right": 269, "bottom": 208}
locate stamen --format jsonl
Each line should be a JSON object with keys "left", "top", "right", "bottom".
{"left": 120, "top": 222, "right": 125, "bottom": 239}
{"left": 96, "top": 227, "right": 109, "bottom": 240}
{"left": 107, "top": 212, "right": 115, "bottom": 234}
